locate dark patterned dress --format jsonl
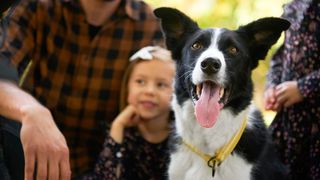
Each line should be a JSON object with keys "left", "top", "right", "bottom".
{"left": 82, "top": 127, "right": 170, "bottom": 180}
{"left": 266, "top": 0, "right": 320, "bottom": 179}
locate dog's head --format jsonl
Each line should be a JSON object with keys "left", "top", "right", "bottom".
{"left": 154, "top": 7, "right": 290, "bottom": 128}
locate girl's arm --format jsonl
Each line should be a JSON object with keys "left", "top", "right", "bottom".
{"left": 83, "top": 135, "right": 125, "bottom": 180}
{"left": 297, "top": 70, "right": 320, "bottom": 99}
{"left": 264, "top": 46, "right": 285, "bottom": 111}
{"left": 110, "top": 105, "right": 139, "bottom": 143}
{"left": 266, "top": 45, "right": 284, "bottom": 88}
{"left": 83, "top": 105, "right": 139, "bottom": 179}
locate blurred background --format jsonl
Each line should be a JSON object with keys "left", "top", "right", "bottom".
{"left": 0, "top": 0, "right": 290, "bottom": 124}
{"left": 145, "top": 0, "right": 290, "bottom": 125}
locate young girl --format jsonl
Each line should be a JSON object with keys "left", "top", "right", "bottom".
{"left": 83, "top": 46, "right": 175, "bottom": 180}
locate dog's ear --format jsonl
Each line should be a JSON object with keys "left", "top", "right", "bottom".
{"left": 154, "top": 7, "right": 199, "bottom": 60}
{"left": 237, "top": 17, "right": 290, "bottom": 69}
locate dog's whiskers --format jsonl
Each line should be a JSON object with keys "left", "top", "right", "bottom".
{"left": 177, "top": 70, "right": 192, "bottom": 81}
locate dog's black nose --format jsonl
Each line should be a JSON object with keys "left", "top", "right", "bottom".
{"left": 200, "top": 58, "right": 221, "bottom": 74}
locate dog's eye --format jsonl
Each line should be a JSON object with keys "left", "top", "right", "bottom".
{"left": 191, "top": 42, "right": 202, "bottom": 50}
{"left": 227, "top": 47, "right": 238, "bottom": 55}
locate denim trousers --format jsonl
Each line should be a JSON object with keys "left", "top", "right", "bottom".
{"left": 0, "top": 116, "right": 24, "bottom": 180}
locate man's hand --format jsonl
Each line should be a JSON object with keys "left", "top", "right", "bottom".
{"left": 0, "top": 80, "right": 71, "bottom": 179}
{"left": 20, "top": 105, "right": 71, "bottom": 180}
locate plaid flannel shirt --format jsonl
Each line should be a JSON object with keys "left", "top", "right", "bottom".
{"left": 0, "top": 0, "right": 162, "bottom": 175}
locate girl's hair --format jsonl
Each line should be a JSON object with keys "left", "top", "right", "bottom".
{"left": 119, "top": 46, "right": 172, "bottom": 110}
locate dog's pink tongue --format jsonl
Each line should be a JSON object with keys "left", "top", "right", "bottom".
{"left": 195, "top": 83, "right": 221, "bottom": 128}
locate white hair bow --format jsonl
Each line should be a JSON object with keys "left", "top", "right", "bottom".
{"left": 129, "top": 46, "right": 157, "bottom": 61}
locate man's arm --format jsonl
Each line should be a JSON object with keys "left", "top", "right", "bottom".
{"left": 0, "top": 80, "right": 71, "bottom": 180}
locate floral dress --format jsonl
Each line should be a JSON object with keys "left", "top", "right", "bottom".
{"left": 81, "top": 127, "right": 170, "bottom": 180}
{"left": 266, "top": 0, "right": 320, "bottom": 179}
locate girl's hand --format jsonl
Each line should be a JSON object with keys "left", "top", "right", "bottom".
{"left": 110, "top": 105, "right": 140, "bottom": 143}
{"left": 275, "top": 81, "right": 304, "bottom": 108}
{"left": 113, "top": 105, "right": 140, "bottom": 128}
{"left": 264, "top": 86, "right": 281, "bottom": 111}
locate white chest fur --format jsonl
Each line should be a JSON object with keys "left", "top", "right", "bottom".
{"left": 169, "top": 97, "right": 254, "bottom": 180}
{"left": 169, "top": 148, "right": 252, "bottom": 180}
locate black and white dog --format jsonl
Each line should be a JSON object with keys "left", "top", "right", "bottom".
{"left": 154, "top": 8, "right": 290, "bottom": 180}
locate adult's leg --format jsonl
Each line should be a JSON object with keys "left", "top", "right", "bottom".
{"left": 0, "top": 131, "right": 10, "bottom": 180}
{"left": 0, "top": 116, "right": 24, "bottom": 180}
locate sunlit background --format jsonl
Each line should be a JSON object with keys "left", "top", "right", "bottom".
{"left": 0, "top": 0, "right": 291, "bottom": 125}
{"left": 145, "top": 0, "right": 290, "bottom": 125}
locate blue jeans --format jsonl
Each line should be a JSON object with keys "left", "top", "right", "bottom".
{"left": 0, "top": 116, "right": 24, "bottom": 180}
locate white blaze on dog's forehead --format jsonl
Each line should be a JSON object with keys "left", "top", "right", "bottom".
{"left": 192, "top": 28, "right": 227, "bottom": 85}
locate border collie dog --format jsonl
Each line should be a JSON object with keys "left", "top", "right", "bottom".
{"left": 154, "top": 8, "right": 290, "bottom": 180}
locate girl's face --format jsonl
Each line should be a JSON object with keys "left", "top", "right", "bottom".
{"left": 127, "top": 59, "right": 175, "bottom": 120}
